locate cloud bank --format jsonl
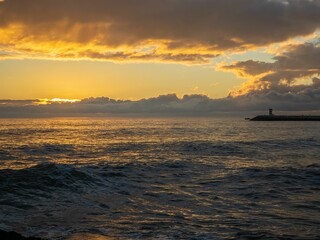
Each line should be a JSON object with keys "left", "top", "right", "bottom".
{"left": 1, "top": 91, "right": 319, "bottom": 118}
{"left": 0, "top": 0, "right": 319, "bottom": 63}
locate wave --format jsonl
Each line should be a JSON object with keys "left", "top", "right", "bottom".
{"left": 0, "top": 132, "right": 319, "bottom": 239}
{"left": 1, "top": 137, "right": 318, "bottom": 164}
{"left": 1, "top": 161, "right": 319, "bottom": 208}
{"left": 17, "top": 144, "right": 76, "bottom": 156}
{"left": 0, "top": 161, "right": 319, "bottom": 239}
{"left": 0, "top": 163, "right": 102, "bottom": 194}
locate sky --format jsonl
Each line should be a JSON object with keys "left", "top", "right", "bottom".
{"left": 0, "top": 0, "right": 319, "bottom": 116}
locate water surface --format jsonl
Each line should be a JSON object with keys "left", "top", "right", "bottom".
{"left": 0, "top": 118, "right": 319, "bottom": 239}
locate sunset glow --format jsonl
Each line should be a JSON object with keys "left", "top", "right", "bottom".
{"left": 1, "top": 1, "right": 320, "bottom": 239}
{"left": 0, "top": 0, "right": 319, "bottom": 114}
{"left": 36, "top": 98, "right": 81, "bottom": 105}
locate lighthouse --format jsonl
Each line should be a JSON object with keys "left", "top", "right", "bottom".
{"left": 269, "top": 109, "right": 273, "bottom": 116}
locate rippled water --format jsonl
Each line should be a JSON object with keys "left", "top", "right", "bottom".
{"left": 0, "top": 118, "right": 319, "bottom": 239}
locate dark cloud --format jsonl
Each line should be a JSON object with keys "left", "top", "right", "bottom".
{"left": 222, "top": 60, "right": 274, "bottom": 77}
{"left": 0, "top": 99, "right": 37, "bottom": 106}
{"left": 1, "top": 91, "right": 319, "bottom": 118}
{"left": 233, "top": 80, "right": 320, "bottom": 111}
{"left": 0, "top": 0, "right": 319, "bottom": 62}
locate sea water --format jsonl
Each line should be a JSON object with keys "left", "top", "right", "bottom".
{"left": 0, "top": 118, "right": 319, "bottom": 239}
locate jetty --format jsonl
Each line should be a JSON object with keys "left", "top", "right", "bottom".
{"left": 249, "top": 109, "right": 320, "bottom": 121}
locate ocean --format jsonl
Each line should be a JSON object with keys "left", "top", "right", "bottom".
{"left": 0, "top": 118, "right": 319, "bottom": 240}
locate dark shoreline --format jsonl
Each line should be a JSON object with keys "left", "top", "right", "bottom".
{"left": 250, "top": 115, "right": 320, "bottom": 121}
{"left": 0, "top": 230, "right": 44, "bottom": 240}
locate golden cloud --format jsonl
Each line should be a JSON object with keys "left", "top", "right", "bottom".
{"left": 0, "top": 0, "right": 319, "bottom": 63}
{"left": 220, "top": 42, "right": 320, "bottom": 96}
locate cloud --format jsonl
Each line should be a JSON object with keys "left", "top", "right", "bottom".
{"left": 1, "top": 91, "right": 319, "bottom": 118}
{"left": 0, "top": 0, "right": 319, "bottom": 63}
{"left": 220, "top": 42, "right": 320, "bottom": 95}
{"left": 0, "top": 99, "right": 36, "bottom": 106}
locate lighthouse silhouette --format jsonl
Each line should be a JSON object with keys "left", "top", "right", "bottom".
{"left": 269, "top": 109, "right": 273, "bottom": 116}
